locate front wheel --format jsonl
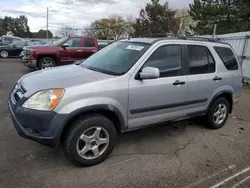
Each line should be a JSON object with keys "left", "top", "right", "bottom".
{"left": 206, "top": 97, "right": 230, "bottom": 129}
{"left": 37, "top": 57, "right": 56, "bottom": 70}
{"left": 0, "top": 50, "right": 9, "bottom": 58}
{"left": 63, "top": 114, "right": 117, "bottom": 167}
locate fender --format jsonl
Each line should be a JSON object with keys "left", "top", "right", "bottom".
{"left": 207, "top": 90, "right": 233, "bottom": 113}
{"left": 53, "top": 104, "right": 126, "bottom": 145}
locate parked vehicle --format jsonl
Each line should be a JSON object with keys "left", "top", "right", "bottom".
{"left": 0, "top": 40, "right": 32, "bottom": 58}
{"left": 22, "top": 36, "right": 98, "bottom": 70}
{"left": 8, "top": 37, "right": 242, "bottom": 166}
{"left": 0, "top": 35, "right": 23, "bottom": 46}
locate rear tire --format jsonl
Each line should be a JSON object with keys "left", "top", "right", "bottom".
{"left": 37, "top": 57, "right": 56, "bottom": 70}
{"left": 206, "top": 97, "right": 230, "bottom": 129}
{"left": 0, "top": 50, "right": 9, "bottom": 58}
{"left": 63, "top": 114, "right": 117, "bottom": 167}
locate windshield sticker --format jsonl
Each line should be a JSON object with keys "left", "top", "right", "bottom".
{"left": 126, "top": 45, "right": 144, "bottom": 51}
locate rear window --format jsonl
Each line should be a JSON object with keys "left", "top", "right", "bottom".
{"left": 214, "top": 47, "right": 238, "bottom": 70}
{"left": 84, "top": 38, "right": 95, "bottom": 47}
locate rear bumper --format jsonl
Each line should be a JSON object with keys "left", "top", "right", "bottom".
{"left": 8, "top": 101, "right": 66, "bottom": 147}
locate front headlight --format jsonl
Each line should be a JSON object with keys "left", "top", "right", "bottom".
{"left": 23, "top": 89, "right": 64, "bottom": 111}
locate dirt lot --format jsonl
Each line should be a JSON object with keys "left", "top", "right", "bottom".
{"left": 1, "top": 58, "right": 250, "bottom": 188}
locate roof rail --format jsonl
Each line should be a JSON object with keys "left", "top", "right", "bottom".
{"left": 178, "top": 36, "right": 218, "bottom": 42}
{"left": 138, "top": 33, "right": 219, "bottom": 43}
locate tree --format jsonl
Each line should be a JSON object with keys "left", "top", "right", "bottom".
{"left": 0, "top": 15, "right": 32, "bottom": 37}
{"left": 84, "top": 15, "right": 134, "bottom": 40}
{"left": 133, "top": 0, "right": 180, "bottom": 37}
{"left": 32, "top": 29, "right": 53, "bottom": 38}
{"left": 176, "top": 9, "right": 196, "bottom": 36}
{"left": 189, "top": 0, "right": 250, "bottom": 35}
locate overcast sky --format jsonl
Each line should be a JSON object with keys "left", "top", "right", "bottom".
{"left": 0, "top": 0, "right": 193, "bottom": 35}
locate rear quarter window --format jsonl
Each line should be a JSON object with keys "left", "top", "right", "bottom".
{"left": 214, "top": 46, "right": 238, "bottom": 70}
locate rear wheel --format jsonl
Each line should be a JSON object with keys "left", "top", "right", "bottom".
{"left": 0, "top": 50, "right": 9, "bottom": 58}
{"left": 37, "top": 57, "right": 56, "bottom": 70}
{"left": 63, "top": 114, "right": 117, "bottom": 167}
{"left": 206, "top": 97, "right": 229, "bottom": 129}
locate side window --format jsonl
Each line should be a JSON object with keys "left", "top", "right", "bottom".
{"left": 67, "top": 38, "right": 81, "bottom": 47}
{"left": 143, "top": 45, "right": 182, "bottom": 78}
{"left": 14, "top": 41, "right": 25, "bottom": 48}
{"left": 187, "top": 45, "right": 215, "bottom": 75}
{"left": 84, "top": 38, "right": 95, "bottom": 47}
{"left": 214, "top": 46, "right": 238, "bottom": 70}
{"left": 4, "top": 37, "right": 13, "bottom": 44}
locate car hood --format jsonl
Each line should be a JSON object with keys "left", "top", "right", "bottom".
{"left": 19, "top": 64, "right": 115, "bottom": 94}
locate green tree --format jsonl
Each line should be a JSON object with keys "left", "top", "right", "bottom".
{"left": 32, "top": 29, "right": 53, "bottom": 38}
{"left": 84, "top": 15, "right": 133, "bottom": 40}
{"left": 189, "top": 0, "right": 250, "bottom": 35}
{"left": 0, "top": 15, "right": 32, "bottom": 37}
{"left": 133, "top": 0, "right": 180, "bottom": 37}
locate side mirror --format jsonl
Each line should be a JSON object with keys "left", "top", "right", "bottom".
{"left": 140, "top": 67, "right": 160, "bottom": 80}
{"left": 62, "top": 43, "right": 69, "bottom": 48}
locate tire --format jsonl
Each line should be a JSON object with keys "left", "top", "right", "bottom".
{"left": 206, "top": 97, "right": 230, "bottom": 129}
{"left": 37, "top": 57, "right": 56, "bottom": 70}
{"left": 63, "top": 114, "right": 117, "bottom": 167}
{"left": 0, "top": 50, "right": 9, "bottom": 58}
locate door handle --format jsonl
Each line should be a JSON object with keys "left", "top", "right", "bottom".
{"left": 173, "top": 80, "right": 186, "bottom": 85}
{"left": 213, "top": 76, "right": 222, "bottom": 81}
{"left": 77, "top": 50, "right": 83, "bottom": 52}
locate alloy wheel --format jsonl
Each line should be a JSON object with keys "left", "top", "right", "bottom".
{"left": 213, "top": 103, "right": 227, "bottom": 124}
{"left": 76, "top": 126, "right": 110, "bottom": 160}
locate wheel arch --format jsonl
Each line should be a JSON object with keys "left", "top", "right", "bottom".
{"left": 207, "top": 90, "right": 233, "bottom": 114}
{"left": 57, "top": 104, "right": 126, "bottom": 144}
{"left": 37, "top": 55, "right": 58, "bottom": 67}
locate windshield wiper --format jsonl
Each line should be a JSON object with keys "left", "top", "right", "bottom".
{"left": 81, "top": 64, "right": 120, "bottom": 76}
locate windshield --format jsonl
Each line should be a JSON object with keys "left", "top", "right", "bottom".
{"left": 81, "top": 41, "right": 150, "bottom": 75}
{"left": 53, "top": 37, "right": 68, "bottom": 46}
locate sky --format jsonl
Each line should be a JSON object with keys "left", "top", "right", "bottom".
{"left": 0, "top": 0, "right": 193, "bottom": 35}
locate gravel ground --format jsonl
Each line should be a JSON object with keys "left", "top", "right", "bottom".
{"left": 1, "top": 58, "right": 250, "bottom": 188}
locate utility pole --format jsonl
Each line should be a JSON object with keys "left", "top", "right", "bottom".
{"left": 46, "top": 7, "right": 49, "bottom": 39}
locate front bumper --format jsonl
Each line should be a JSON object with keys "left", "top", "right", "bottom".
{"left": 22, "top": 56, "right": 37, "bottom": 68}
{"left": 8, "top": 101, "right": 66, "bottom": 147}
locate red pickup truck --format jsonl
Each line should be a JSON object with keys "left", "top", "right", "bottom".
{"left": 22, "top": 36, "right": 98, "bottom": 70}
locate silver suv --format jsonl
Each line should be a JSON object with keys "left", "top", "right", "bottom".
{"left": 8, "top": 37, "right": 242, "bottom": 166}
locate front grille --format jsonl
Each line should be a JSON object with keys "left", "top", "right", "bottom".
{"left": 11, "top": 83, "right": 26, "bottom": 105}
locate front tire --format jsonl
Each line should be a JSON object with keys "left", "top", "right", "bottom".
{"left": 37, "top": 57, "right": 56, "bottom": 70}
{"left": 0, "top": 50, "right": 9, "bottom": 58}
{"left": 63, "top": 114, "right": 117, "bottom": 167}
{"left": 206, "top": 97, "right": 230, "bottom": 129}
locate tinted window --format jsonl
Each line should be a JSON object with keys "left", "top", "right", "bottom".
{"left": 85, "top": 38, "right": 95, "bottom": 47}
{"left": 4, "top": 37, "right": 13, "bottom": 44}
{"left": 144, "top": 45, "right": 182, "bottom": 77}
{"left": 13, "top": 41, "right": 25, "bottom": 48}
{"left": 214, "top": 47, "right": 238, "bottom": 70}
{"left": 187, "top": 45, "right": 215, "bottom": 74}
{"left": 81, "top": 42, "right": 149, "bottom": 75}
{"left": 67, "top": 38, "right": 81, "bottom": 47}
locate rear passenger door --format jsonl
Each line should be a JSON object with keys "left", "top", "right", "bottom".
{"left": 185, "top": 45, "right": 217, "bottom": 114}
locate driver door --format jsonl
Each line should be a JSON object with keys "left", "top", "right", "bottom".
{"left": 59, "top": 37, "right": 83, "bottom": 64}
{"left": 128, "top": 44, "right": 187, "bottom": 128}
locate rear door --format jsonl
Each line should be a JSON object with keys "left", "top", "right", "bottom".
{"left": 184, "top": 44, "right": 217, "bottom": 114}
{"left": 59, "top": 37, "right": 82, "bottom": 64}
{"left": 81, "top": 37, "right": 98, "bottom": 60}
